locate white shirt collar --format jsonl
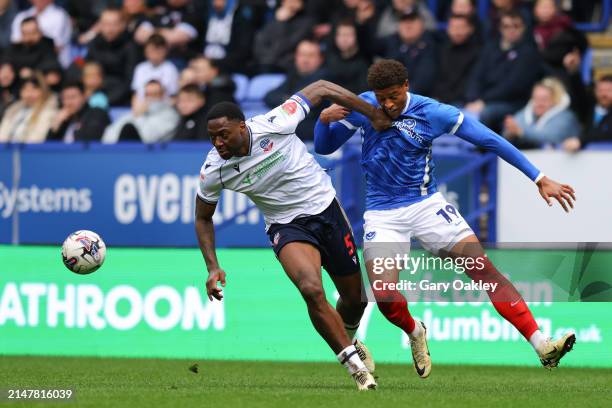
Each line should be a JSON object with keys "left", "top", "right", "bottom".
{"left": 401, "top": 92, "right": 411, "bottom": 115}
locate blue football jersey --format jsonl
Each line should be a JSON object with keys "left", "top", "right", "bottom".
{"left": 340, "top": 92, "right": 464, "bottom": 211}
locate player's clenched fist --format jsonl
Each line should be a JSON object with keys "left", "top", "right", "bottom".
{"left": 320, "top": 104, "right": 391, "bottom": 132}
{"left": 319, "top": 104, "right": 350, "bottom": 124}
{"left": 206, "top": 268, "right": 226, "bottom": 301}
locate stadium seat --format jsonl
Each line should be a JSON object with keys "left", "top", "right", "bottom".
{"left": 245, "top": 74, "right": 286, "bottom": 102}
{"left": 584, "top": 141, "right": 612, "bottom": 150}
{"left": 582, "top": 48, "right": 593, "bottom": 85}
{"left": 241, "top": 101, "right": 270, "bottom": 119}
{"left": 109, "top": 107, "right": 131, "bottom": 122}
{"left": 232, "top": 73, "right": 249, "bottom": 102}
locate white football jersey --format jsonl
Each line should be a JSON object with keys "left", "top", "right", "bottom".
{"left": 197, "top": 95, "right": 336, "bottom": 230}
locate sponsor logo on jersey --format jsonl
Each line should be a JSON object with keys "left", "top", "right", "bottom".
{"left": 365, "top": 231, "right": 376, "bottom": 241}
{"left": 282, "top": 101, "right": 298, "bottom": 115}
{"left": 259, "top": 138, "right": 274, "bottom": 153}
{"left": 392, "top": 119, "right": 425, "bottom": 144}
{"left": 267, "top": 115, "right": 277, "bottom": 123}
{"left": 232, "top": 164, "right": 240, "bottom": 173}
{"left": 240, "top": 151, "right": 287, "bottom": 186}
{"left": 241, "top": 174, "right": 252, "bottom": 185}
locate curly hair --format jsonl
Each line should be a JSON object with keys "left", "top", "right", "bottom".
{"left": 367, "top": 59, "right": 408, "bottom": 90}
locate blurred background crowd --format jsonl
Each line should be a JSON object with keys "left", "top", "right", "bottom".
{"left": 0, "top": 0, "right": 611, "bottom": 151}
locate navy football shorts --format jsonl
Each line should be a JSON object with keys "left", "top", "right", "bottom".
{"left": 267, "top": 198, "right": 360, "bottom": 276}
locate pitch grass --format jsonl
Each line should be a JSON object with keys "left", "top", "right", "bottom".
{"left": 1, "top": 356, "right": 610, "bottom": 408}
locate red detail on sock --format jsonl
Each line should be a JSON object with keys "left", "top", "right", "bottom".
{"left": 373, "top": 289, "right": 416, "bottom": 334}
{"left": 465, "top": 258, "right": 539, "bottom": 339}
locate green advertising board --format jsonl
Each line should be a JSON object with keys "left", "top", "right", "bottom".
{"left": 0, "top": 246, "right": 610, "bottom": 367}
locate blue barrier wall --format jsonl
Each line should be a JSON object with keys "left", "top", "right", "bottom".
{"left": 0, "top": 142, "right": 493, "bottom": 247}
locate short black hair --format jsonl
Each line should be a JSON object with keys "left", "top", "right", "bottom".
{"left": 179, "top": 83, "right": 205, "bottom": 98}
{"left": 206, "top": 102, "right": 245, "bottom": 123}
{"left": 599, "top": 75, "right": 612, "bottom": 83}
{"left": 500, "top": 10, "right": 525, "bottom": 23}
{"left": 145, "top": 33, "right": 167, "bottom": 48}
{"left": 367, "top": 59, "right": 408, "bottom": 90}
{"left": 62, "top": 81, "right": 84, "bottom": 93}
{"left": 448, "top": 13, "right": 475, "bottom": 27}
{"left": 21, "top": 16, "right": 38, "bottom": 26}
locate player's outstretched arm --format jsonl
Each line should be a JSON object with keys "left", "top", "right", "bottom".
{"left": 455, "top": 115, "right": 576, "bottom": 212}
{"left": 299, "top": 80, "right": 390, "bottom": 131}
{"left": 195, "top": 197, "right": 226, "bottom": 300}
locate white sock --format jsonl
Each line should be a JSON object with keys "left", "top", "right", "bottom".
{"left": 529, "top": 330, "right": 547, "bottom": 353}
{"left": 337, "top": 345, "right": 366, "bottom": 375}
{"left": 409, "top": 320, "right": 422, "bottom": 338}
{"left": 344, "top": 322, "right": 359, "bottom": 341}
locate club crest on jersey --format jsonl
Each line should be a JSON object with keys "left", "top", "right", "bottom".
{"left": 392, "top": 119, "right": 425, "bottom": 144}
{"left": 260, "top": 138, "right": 274, "bottom": 153}
{"left": 365, "top": 231, "right": 376, "bottom": 241}
{"left": 282, "top": 101, "right": 298, "bottom": 115}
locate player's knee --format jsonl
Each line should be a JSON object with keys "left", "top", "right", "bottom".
{"left": 341, "top": 295, "right": 367, "bottom": 313}
{"left": 297, "top": 280, "right": 325, "bottom": 304}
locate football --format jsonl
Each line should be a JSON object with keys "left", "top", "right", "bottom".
{"left": 61, "top": 230, "right": 106, "bottom": 274}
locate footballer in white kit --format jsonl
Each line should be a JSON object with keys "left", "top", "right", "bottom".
{"left": 194, "top": 80, "right": 392, "bottom": 391}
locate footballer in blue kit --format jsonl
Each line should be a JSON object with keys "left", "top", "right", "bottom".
{"left": 314, "top": 60, "right": 577, "bottom": 379}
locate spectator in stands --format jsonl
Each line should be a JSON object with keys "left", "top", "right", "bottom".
{"left": 0, "top": 61, "right": 17, "bottom": 120}
{"left": 47, "top": 82, "right": 110, "bottom": 143}
{"left": 188, "top": 56, "right": 235, "bottom": 106}
{"left": 0, "top": 71, "right": 57, "bottom": 143}
{"left": 173, "top": 84, "right": 208, "bottom": 141}
{"left": 503, "top": 77, "right": 580, "bottom": 148}
{"left": 102, "top": 79, "right": 179, "bottom": 144}
{"left": 203, "top": 0, "right": 255, "bottom": 74}
{"left": 86, "top": 8, "right": 141, "bottom": 106}
{"left": 376, "top": 0, "right": 436, "bottom": 39}
{"left": 39, "top": 58, "right": 62, "bottom": 92}
{"left": 533, "top": 0, "right": 571, "bottom": 51}
{"left": 178, "top": 66, "right": 197, "bottom": 88}
{"left": 0, "top": 0, "right": 17, "bottom": 51}
{"left": 563, "top": 75, "right": 612, "bottom": 151}
{"left": 465, "top": 11, "right": 542, "bottom": 132}
{"left": 253, "top": 0, "right": 314, "bottom": 73}
{"left": 11, "top": 0, "right": 72, "bottom": 68}
{"left": 264, "top": 39, "right": 327, "bottom": 140}
{"left": 450, "top": 0, "right": 483, "bottom": 41}
{"left": 325, "top": 19, "right": 369, "bottom": 94}
{"left": 532, "top": 0, "right": 588, "bottom": 122}
{"left": 123, "top": 0, "right": 149, "bottom": 35}
{"left": 67, "top": 0, "right": 103, "bottom": 44}
{"left": 432, "top": 14, "right": 481, "bottom": 105}
{"left": 485, "top": 0, "right": 532, "bottom": 37}
{"left": 305, "top": 0, "right": 343, "bottom": 41}
{"left": 131, "top": 33, "right": 179, "bottom": 99}
{"left": 382, "top": 10, "right": 437, "bottom": 96}
{"left": 82, "top": 61, "right": 109, "bottom": 110}
{"left": 5, "top": 17, "right": 59, "bottom": 79}
{"left": 134, "top": 0, "right": 205, "bottom": 66}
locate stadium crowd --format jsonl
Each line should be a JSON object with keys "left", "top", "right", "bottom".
{"left": 0, "top": 0, "right": 610, "bottom": 151}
